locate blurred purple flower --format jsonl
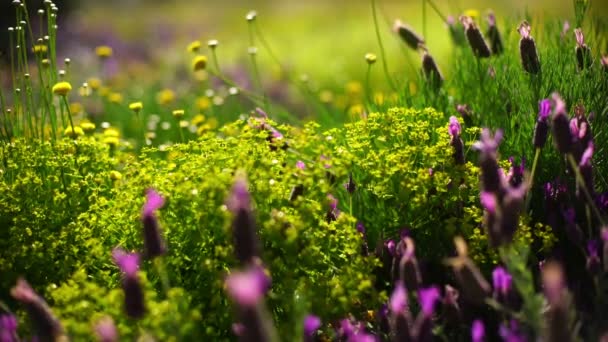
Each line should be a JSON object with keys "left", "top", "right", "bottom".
{"left": 480, "top": 191, "right": 497, "bottom": 213}
{"left": 492, "top": 266, "right": 512, "bottom": 297}
{"left": 0, "top": 314, "right": 18, "bottom": 342}
{"left": 390, "top": 281, "right": 408, "bottom": 314}
{"left": 225, "top": 268, "right": 268, "bottom": 307}
{"left": 551, "top": 93, "right": 572, "bottom": 154}
{"left": 539, "top": 99, "right": 551, "bottom": 120}
{"left": 587, "top": 240, "right": 600, "bottom": 274}
{"left": 11, "top": 278, "right": 63, "bottom": 338}
{"left": 418, "top": 286, "right": 440, "bottom": 316}
{"left": 499, "top": 320, "right": 527, "bottom": 342}
{"left": 448, "top": 116, "right": 461, "bottom": 137}
{"left": 296, "top": 160, "right": 306, "bottom": 170}
{"left": 112, "top": 248, "right": 145, "bottom": 319}
{"left": 112, "top": 248, "right": 140, "bottom": 277}
{"left": 303, "top": 315, "right": 321, "bottom": 337}
{"left": 472, "top": 320, "right": 485, "bottom": 342}
{"left": 94, "top": 316, "right": 118, "bottom": 342}
{"left": 227, "top": 175, "right": 261, "bottom": 264}
{"left": 141, "top": 189, "right": 167, "bottom": 258}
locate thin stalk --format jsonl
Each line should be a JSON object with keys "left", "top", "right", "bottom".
{"left": 247, "top": 22, "right": 268, "bottom": 110}
{"left": 153, "top": 258, "right": 171, "bottom": 296}
{"left": 426, "top": 0, "right": 448, "bottom": 23}
{"left": 61, "top": 96, "right": 76, "bottom": 139}
{"left": 371, "top": 0, "right": 397, "bottom": 92}
{"left": 566, "top": 154, "right": 606, "bottom": 226}
{"left": 365, "top": 64, "right": 373, "bottom": 105}
{"left": 422, "top": 0, "right": 428, "bottom": 40}
{"left": 524, "top": 147, "right": 542, "bottom": 211}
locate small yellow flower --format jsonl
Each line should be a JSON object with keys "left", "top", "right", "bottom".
{"left": 346, "top": 81, "right": 363, "bottom": 98}
{"left": 80, "top": 122, "right": 96, "bottom": 133}
{"left": 99, "top": 86, "right": 111, "bottom": 97}
{"left": 52, "top": 81, "right": 72, "bottom": 96}
{"left": 179, "top": 120, "right": 189, "bottom": 128}
{"left": 319, "top": 90, "right": 333, "bottom": 104}
{"left": 145, "top": 131, "right": 156, "bottom": 140}
{"left": 41, "top": 59, "right": 50, "bottom": 68}
{"left": 32, "top": 44, "right": 48, "bottom": 54}
{"left": 187, "top": 40, "right": 201, "bottom": 53}
{"left": 192, "top": 55, "right": 208, "bottom": 71}
{"left": 69, "top": 102, "right": 83, "bottom": 115}
{"left": 463, "top": 9, "right": 480, "bottom": 20}
{"left": 129, "top": 102, "right": 143, "bottom": 113}
{"left": 63, "top": 125, "right": 84, "bottom": 138}
{"left": 365, "top": 53, "right": 377, "bottom": 64}
{"left": 104, "top": 127, "right": 120, "bottom": 137}
{"left": 95, "top": 45, "right": 113, "bottom": 58}
{"left": 109, "top": 170, "right": 122, "bottom": 181}
{"left": 103, "top": 136, "right": 119, "bottom": 147}
{"left": 191, "top": 114, "right": 206, "bottom": 126}
{"left": 87, "top": 77, "right": 102, "bottom": 90}
{"left": 172, "top": 109, "right": 185, "bottom": 119}
{"left": 108, "top": 92, "right": 123, "bottom": 104}
{"left": 157, "top": 89, "right": 175, "bottom": 105}
{"left": 196, "top": 96, "right": 210, "bottom": 111}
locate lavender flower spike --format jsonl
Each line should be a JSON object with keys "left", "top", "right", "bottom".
{"left": 518, "top": 21, "right": 541, "bottom": 74}
{"left": 418, "top": 286, "right": 440, "bottom": 317}
{"left": 574, "top": 28, "right": 592, "bottom": 70}
{"left": 113, "top": 248, "right": 145, "bottom": 319}
{"left": 472, "top": 320, "right": 485, "bottom": 342}
{"left": 227, "top": 174, "right": 261, "bottom": 264}
{"left": 460, "top": 16, "right": 491, "bottom": 58}
{"left": 473, "top": 128, "right": 503, "bottom": 193}
{"left": 304, "top": 315, "right": 321, "bottom": 339}
{"left": 141, "top": 188, "right": 167, "bottom": 258}
{"left": 11, "top": 278, "right": 64, "bottom": 339}
{"left": 492, "top": 266, "right": 512, "bottom": 303}
{"left": 0, "top": 314, "right": 18, "bottom": 342}
{"left": 389, "top": 281, "right": 408, "bottom": 314}
{"left": 449, "top": 116, "right": 465, "bottom": 165}
{"left": 533, "top": 99, "right": 551, "bottom": 148}
{"left": 551, "top": 93, "right": 573, "bottom": 155}
{"left": 94, "top": 316, "right": 118, "bottom": 342}
{"left": 225, "top": 268, "right": 267, "bottom": 307}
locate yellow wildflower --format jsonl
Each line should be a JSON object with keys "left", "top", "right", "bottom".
{"left": 187, "top": 40, "right": 201, "bottom": 53}
{"left": 95, "top": 45, "right": 113, "bottom": 58}
{"left": 157, "top": 89, "right": 175, "bottom": 105}
{"left": 346, "top": 81, "right": 362, "bottom": 98}
{"left": 192, "top": 55, "right": 208, "bottom": 71}
{"left": 365, "top": 53, "right": 377, "bottom": 64}
{"left": 108, "top": 92, "right": 123, "bottom": 104}
{"left": 87, "top": 77, "right": 102, "bottom": 90}
{"left": 172, "top": 109, "right": 185, "bottom": 119}
{"left": 63, "top": 126, "right": 84, "bottom": 138}
{"left": 52, "top": 82, "right": 72, "bottom": 96}
{"left": 80, "top": 122, "right": 96, "bottom": 133}
{"left": 196, "top": 96, "right": 210, "bottom": 111}
{"left": 191, "top": 114, "right": 206, "bottom": 126}
{"left": 103, "top": 136, "right": 119, "bottom": 147}
{"left": 32, "top": 44, "right": 47, "bottom": 54}
{"left": 109, "top": 170, "right": 122, "bottom": 181}
{"left": 179, "top": 120, "right": 189, "bottom": 128}
{"left": 463, "top": 9, "right": 480, "bottom": 20}
{"left": 69, "top": 102, "right": 83, "bottom": 115}
{"left": 129, "top": 102, "right": 143, "bottom": 113}
{"left": 319, "top": 90, "right": 333, "bottom": 104}
{"left": 104, "top": 127, "right": 120, "bottom": 137}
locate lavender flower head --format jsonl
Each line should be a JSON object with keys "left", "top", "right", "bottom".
{"left": 449, "top": 116, "right": 465, "bottom": 164}
{"left": 94, "top": 316, "right": 118, "bottom": 342}
{"left": 225, "top": 268, "right": 268, "bottom": 307}
{"left": 227, "top": 175, "right": 261, "bottom": 264}
{"left": 11, "top": 278, "right": 63, "bottom": 338}
{"left": 539, "top": 99, "right": 551, "bottom": 120}
{"left": 473, "top": 129, "right": 503, "bottom": 193}
{"left": 492, "top": 266, "right": 512, "bottom": 297}
{"left": 389, "top": 281, "right": 408, "bottom": 314}
{"left": 418, "top": 286, "right": 440, "bottom": 317}
{"left": 518, "top": 21, "right": 541, "bottom": 74}
{"left": 460, "top": 16, "right": 491, "bottom": 58}
{"left": 575, "top": 28, "right": 593, "bottom": 70}
{"left": 486, "top": 11, "right": 504, "bottom": 55}
{"left": 587, "top": 240, "right": 600, "bottom": 274}
{"left": 112, "top": 248, "right": 145, "bottom": 319}
{"left": 0, "top": 314, "right": 18, "bottom": 342}
{"left": 448, "top": 116, "right": 461, "bottom": 137}
{"left": 296, "top": 160, "right": 306, "bottom": 170}
{"left": 393, "top": 20, "right": 425, "bottom": 50}
{"left": 551, "top": 93, "right": 573, "bottom": 154}
{"left": 141, "top": 188, "right": 167, "bottom": 258}
{"left": 472, "top": 320, "right": 485, "bottom": 342}
{"left": 304, "top": 315, "right": 321, "bottom": 337}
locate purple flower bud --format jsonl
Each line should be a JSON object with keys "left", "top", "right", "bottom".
{"left": 225, "top": 268, "right": 268, "bottom": 307}
{"left": 448, "top": 116, "right": 461, "bottom": 137}
{"left": 303, "top": 315, "right": 321, "bottom": 337}
{"left": 539, "top": 99, "right": 551, "bottom": 120}
{"left": 472, "top": 320, "right": 485, "bottom": 342}
{"left": 0, "top": 314, "right": 18, "bottom": 342}
{"left": 113, "top": 249, "right": 145, "bottom": 319}
{"left": 460, "top": 16, "right": 491, "bottom": 58}
{"left": 10, "top": 278, "right": 63, "bottom": 338}
{"left": 422, "top": 50, "right": 443, "bottom": 89}
{"left": 418, "top": 286, "right": 440, "bottom": 317}
{"left": 141, "top": 189, "right": 167, "bottom": 258}
{"left": 393, "top": 20, "right": 425, "bottom": 50}
{"left": 228, "top": 176, "right": 261, "bottom": 264}
{"left": 499, "top": 320, "right": 527, "bottom": 342}
{"left": 492, "top": 266, "right": 512, "bottom": 300}
{"left": 326, "top": 194, "right": 340, "bottom": 222}
{"left": 386, "top": 240, "right": 396, "bottom": 257}
{"left": 398, "top": 237, "right": 422, "bottom": 291}
{"left": 473, "top": 129, "right": 503, "bottom": 193}
{"left": 345, "top": 173, "right": 356, "bottom": 194}
{"left": 296, "top": 160, "right": 306, "bottom": 170}
{"left": 94, "top": 316, "right": 118, "bottom": 342}
{"left": 551, "top": 93, "right": 573, "bottom": 154}
{"left": 561, "top": 21, "right": 570, "bottom": 39}
{"left": 486, "top": 12, "right": 503, "bottom": 55}
{"left": 518, "top": 21, "right": 541, "bottom": 74}
{"left": 533, "top": 99, "right": 551, "bottom": 148}
{"left": 390, "top": 281, "right": 408, "bottom": 314}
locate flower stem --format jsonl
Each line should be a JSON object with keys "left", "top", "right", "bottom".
{"left": 371, "top": 0, "right": 397, "bottom": 92}
{"left": 566, "top": 153, "right": 606, "bottom": 226}
{"left": 524, "top": 147, "right": 541, "bottom": 211}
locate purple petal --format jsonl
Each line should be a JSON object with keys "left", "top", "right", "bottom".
{"left": 389, "top": 282, "right": 407, "bottom": 313}
{"left": 575, "top": 28, "right": 585, "bottom": 46}
{"left": 480, "top": 191, "right": 497, "bottom": 213}
{"left": 225, "top": 268, "right": 266, "bottom": 307}
{"left": 94, "top": 316, "right": 118, "bottom": 342}
{"left": 418, "top": 286, "right": 440, "bottom": 316}
{"left": 296, "top": 160, "right": 306, "bottom": 170}
{"left": 142, "top": 189, "right": 165, "bottom": 217}
{"left": 492, "top": 266, "right": 512, "bottom": 295}
{"left": 580, "top": 142, "right": 594, "bottom": 166}
{"left": 304, "top": 315, "right": 321, "bottom": 336}
{"left": 112, "top": 248, "right": 140, "bottom": 276}
{"left": 448, "top": 116, "right": 461, "bottom": 137}
{"left": 227, "top": 176, "right": 251, "bottom": 214}
{"left": 538, "top": 99, "right": 551, "bottom": 120}
{"left": 472, "top": 320, "right": 485, "bottom": 342}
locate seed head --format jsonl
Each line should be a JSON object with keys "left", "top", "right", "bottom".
{"left": 192, "top": 55, "right": 208, "bottom": 71}
{"left": 95, "top": 45, "right": 113, "bottom": 58}
{"left": 365, "top": 53, "right": 377, "bottom": 65}
{"left": 460, "top": 16, "right": 491, "bottom": 58}
{"left": 129, "top": 101, "right": 143, "bottom": 113}
{"left": 518, "top": 21, "right": 541, "bottom": 74}
{"left": 52, "top": 81, "right": 72, "bottom": 96}
{"left": 393, "top": 20, "right": 425, "bottom": 50}
{"left": 208, "top": 39, "right": 219, "bottom": 48}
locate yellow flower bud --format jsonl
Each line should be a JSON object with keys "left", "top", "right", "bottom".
{"left": 103, "top": 136, "right": 119, "bottom": 147}
{"left": 192, "top": 55, "right": 208, "bottom": 71}
{"left": 109, "top": 170, "right": 122, "bottom": 181}
{"left": 95, "top": 45, "right": 113, "bottom": 58}
{"left": 52, "top": 81, "right": 72, "bottom": 96}
{"left": 157, "top": 89, "right": 175, "bottom": 105}
{"left": 129, "top": 102, "right": 143, "bottom": 113}
{"left": 63, "top": 125, "right": 84, "bottom": 138}
{"left": 172, "top": 109, "right": 185, "bottom": 119}
{"left": 365, "top": 53, "right": 377, "bottom": 64}
{"left": 187, "top": 40, "right": 201, "bottom": 53}
{"left": 32, "top": 44, "right": 48, "bottom": 54}
{"left": 80, "top": 122, "right": 96, "bottom": 133}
